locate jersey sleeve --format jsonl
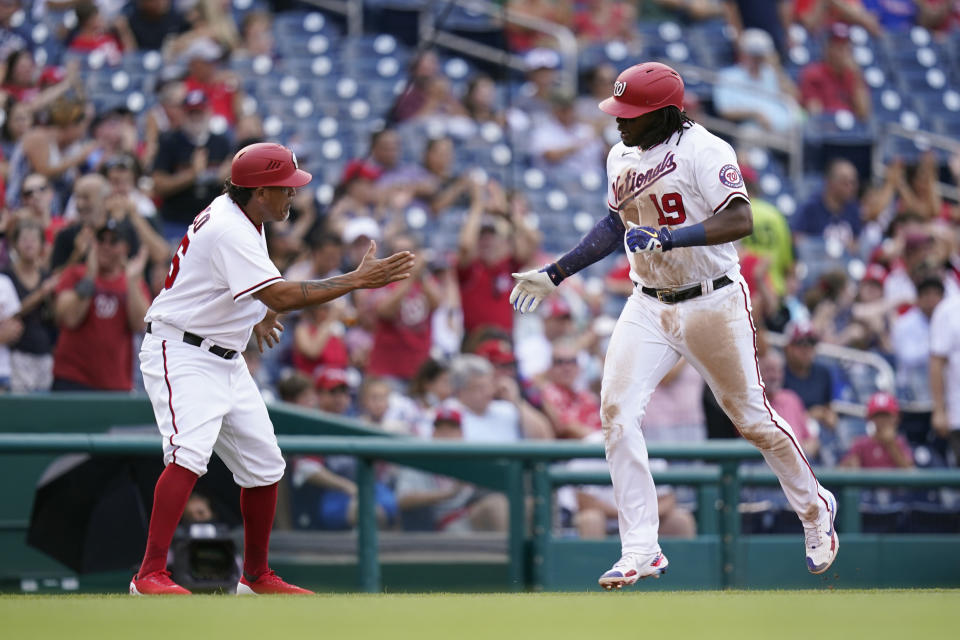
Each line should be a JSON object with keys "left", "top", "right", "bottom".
{"left": 210, "top": 228, "right": 284, "bottom": 301}
{"left": 693, "top": 137, "right": 749, "bottom": 214}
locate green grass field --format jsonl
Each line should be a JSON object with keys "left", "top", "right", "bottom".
{"left": 3, "top": 590, "right": 958, "bottom": 640}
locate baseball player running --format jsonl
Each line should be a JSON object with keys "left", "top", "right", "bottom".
{"left": 510, "top": 63, "right": 838, "bottom": 589}
{"left": 131, "top": 143, "right": 414, "bottom": 595}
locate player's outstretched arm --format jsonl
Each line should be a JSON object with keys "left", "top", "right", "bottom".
{"left": 254, "top": 240, "right": 415, "bottom": 313}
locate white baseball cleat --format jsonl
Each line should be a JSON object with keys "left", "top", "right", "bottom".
{"left": 804, "top": 489, "right": 839, "bottom": 574}
{"left": 598, "top": 551, "right": 669, "bottom": 590}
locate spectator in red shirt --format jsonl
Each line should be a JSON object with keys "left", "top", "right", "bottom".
{"left": 181, "top": 37, "right": 244, "bottom": 126}
{"left": 68, "top": 2, "right": 124, "bottom": 65}
{"left": 798, "top": 23, "right": 871, "bottom": 121}
{"left": 457, "top": 181, "right": 539, "bottom": 337}
{"left": 541, "top": 340, "right": 602, "bottom": 439}
{"left": 51, "top": 219, "right": 150, "bottom": 391}
{"left": 292, "top": 303, "right": 349, "bottom": 377}
{"left": 840, "top": 392, "right": 914, "bottom": 468}
{"left": 363, "top": 235, "right": 441, "bottom": 383}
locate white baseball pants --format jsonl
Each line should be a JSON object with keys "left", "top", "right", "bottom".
{"left": 600, "top": 273, "right": 824, "bottom": 556}
{"left": 140, "top": 332, "right": 285, "bottom": 488}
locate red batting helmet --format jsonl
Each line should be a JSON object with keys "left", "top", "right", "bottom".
{"left": 599, "top": 62, "right": 684, "bottom": 119}
{"left": 230, "top": 142, "right": 312, "bottom": 188}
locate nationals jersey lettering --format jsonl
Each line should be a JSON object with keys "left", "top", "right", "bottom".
{"left": 145, "top": 194, "right": 283, "bottom": 351}
{"left": 606, "top": 123, "right": 748, "bottom": 289}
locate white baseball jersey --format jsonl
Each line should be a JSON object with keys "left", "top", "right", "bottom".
{"left": 145, "top": 194, "right": 283, "bottom": 352}
{"left": 606, "top": 123, "right": 748, "bottom": 289}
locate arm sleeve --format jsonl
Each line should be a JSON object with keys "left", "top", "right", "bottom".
{"left": 210, "top": 229, "right": 284, "bottom": 301}
{"left": 693, "top": 138, "right": 750, "bottom": 214}
{"left": 551, "top": 211, "right": 626, "bottom": 282}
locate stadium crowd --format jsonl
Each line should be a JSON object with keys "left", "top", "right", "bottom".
{"left": 0, "top": 0, "right": 959, "bottom": 535}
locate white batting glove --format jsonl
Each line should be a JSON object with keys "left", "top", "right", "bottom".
{"left": 510, "top": 269, "right": 556, "bottom": 313}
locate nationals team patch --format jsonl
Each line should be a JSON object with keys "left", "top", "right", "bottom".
{"left": 719, "top": 164, "right": 744, "bottom": 188}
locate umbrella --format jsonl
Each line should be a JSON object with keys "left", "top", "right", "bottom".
{"left": 28, "top": 449, "right": 242, "bottom": 574}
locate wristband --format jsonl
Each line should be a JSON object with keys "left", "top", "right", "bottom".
{"left": 543, "top": 263, "right": 567, "bottom": 286}
{"left": 669, "top": 223, "right": 707, "bottom": 249}
{"left": 74, "top": 277, "right": 96, "bottom": 298}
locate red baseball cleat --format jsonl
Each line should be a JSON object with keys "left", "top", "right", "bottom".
{"left": 236, "top": 570, "right": 313, "bottom": 595}
{"left": 129, "top": 570, "right": 191, "bottom": 595}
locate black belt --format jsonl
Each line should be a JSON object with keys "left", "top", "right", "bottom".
{"left": 640, "top": 275, "right": 733, "bottom": 304}
{"left": 146, "top": 322, "right": 239, "bottom": 360}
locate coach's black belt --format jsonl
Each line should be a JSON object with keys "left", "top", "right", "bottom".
{"left": 640, "top": 275, "right": 733, "bottom": 304}
{"left": 146, "top": 322, "right": 239, "bottom": 360}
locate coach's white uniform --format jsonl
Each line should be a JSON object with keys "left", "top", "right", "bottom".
{"left": 602, "top": 123, "right": 825, "bottom": 556}
{"left": 140, "top": 194, "right": 285, "bottom": 487}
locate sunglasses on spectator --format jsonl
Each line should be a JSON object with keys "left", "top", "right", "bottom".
{"left": 552, "top": 358, "right": 577, "bottom": 366}
{"left": 22, "top": 185, "right": 49, "bottom": 198}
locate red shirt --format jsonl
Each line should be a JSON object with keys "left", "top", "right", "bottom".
{"left": 457, "top": 256, "right": 520, "bottom": 334}
{"left": 799, "top": 62, "right": 862, "bottom": 115}
{"left": 184, "top": 77, "right": 238, "bottom": 125}
{"left": 53, "top": 265, "right": 149, "bottom": 390}
{"left": 542, "top": 382, "right": 602, "bottom": 437}
{"left": 841, "top": 435, "right": 913, "bottom": 469}
{"left": 366, "top": 281, "right": 433, "bottom": 380}
{"left": 291, "top": 327, "right": 348, "bottom": 376}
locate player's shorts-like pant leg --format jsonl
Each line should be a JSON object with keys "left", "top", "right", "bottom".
{"left": 601, "top": 293, "right": 682, "bottom": 556}
{"left": 140, "top": 334, "right": 233, "bottom": 476}
{"left": 676, "top": 276, "right": 823, "bottom": 522}
{"left": 213, "top": 358, "right": 285, "bottom": 488}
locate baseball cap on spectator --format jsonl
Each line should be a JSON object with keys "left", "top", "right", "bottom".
{"left": 474, "top": 338, "right": 516, "bottom": 365}
{"left": 96, "top": 218, "right": 135, "bottom": 245}
{"left": 342, "top": 217, "right": 381, "bottom": 244}
{"left": 740, "top": 29, "right": 774, "bottom": 57}
{"left": 867, "top": 391, "right": 899, "bottom": 418}
{"left": 315, "top": 368, "right": 350, "bottom": 391}
{"left": 787, "top": 323, "right": 819, "bottom": 345}
{"left": 524, "top": 48, "right": 560, "bottom": 72}
{"left": 104, "top": 153, "right": 137, "bottom": 172}
{"left": 904, "top": 232, "right": 933, "bottom": 252}
{"left": 862, "top": 263, "right": 888, "bottom": 285}
{"left": 434, "top": 406, "right": 462, "bottom": 426}
{"left": 183, "top": 89, "right": 208, "bottom": 111}
{"left": 182, "top": 37, "right": 223, "bottom": 63}
{"left": 545, "top": 297, "right": 572, "bottom": 319}
{"left": 341, "top": 159, "right": 381, "bottom": 184}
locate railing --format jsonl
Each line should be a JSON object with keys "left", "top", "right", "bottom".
{"left": 5, "top": 433, "right": 958, "bottom": 590}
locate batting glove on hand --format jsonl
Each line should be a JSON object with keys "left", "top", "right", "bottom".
{"left": 626, "top": 222, "right": 674, "bottom": 253}
{"left": 510, "top": 268, "right": 556, "bottom": 313}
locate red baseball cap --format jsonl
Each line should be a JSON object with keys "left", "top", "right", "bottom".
{"left": 434, "top": 406, "right": 462, "bottom": 425}
{"left": 862, "top": 263, "right": 888, "bottom": 285}
{"left": 231, "top": 142, "right": 312, "bottom": 189}
{"left": 315, "top": 368, "right": 349, "bottom": 391}
{"left": 474, "top": 339, "right": 516, "bottom": 365}
{"left": 867, "top": 391, "right": 899, "bottom": 418}
{"left": 341, "top": 159, "right": 381, "bottom": 184}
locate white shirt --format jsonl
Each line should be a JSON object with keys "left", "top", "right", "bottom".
{"left": 606, "top": 123, "right": 747, "bottom": 289}
{"left": 145, "top": 195, "right": 283, "bottom": 352}
{"left": 891, "top": 307, "right": 932, "bottom": 404}
{"left": 930, "top": 296, "right": 960, "bottom": 430}
{"left": 0, "top": 274, "right": 21, "bottom": 379}
{"left": 530, "top": 116, "right": 605, "bottom": 174}
{"left": 454, "top": 399, "right": 521, "bottom": 442}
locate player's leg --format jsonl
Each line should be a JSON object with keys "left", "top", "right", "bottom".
{"left": 678, "top": 278, "right": 838, "bottom": 573}
{"left": 134, "top": 337, "right": 233, "bottom": 595}
{"left": 598, "top": 293, "right": 680, "bottom": 588}
{"left": 216, "top": 360, "right": 311, "bottom": 595}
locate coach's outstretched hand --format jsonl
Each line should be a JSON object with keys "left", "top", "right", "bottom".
{"left": 354, "top": 240, "right": 416, "bottom": 289}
